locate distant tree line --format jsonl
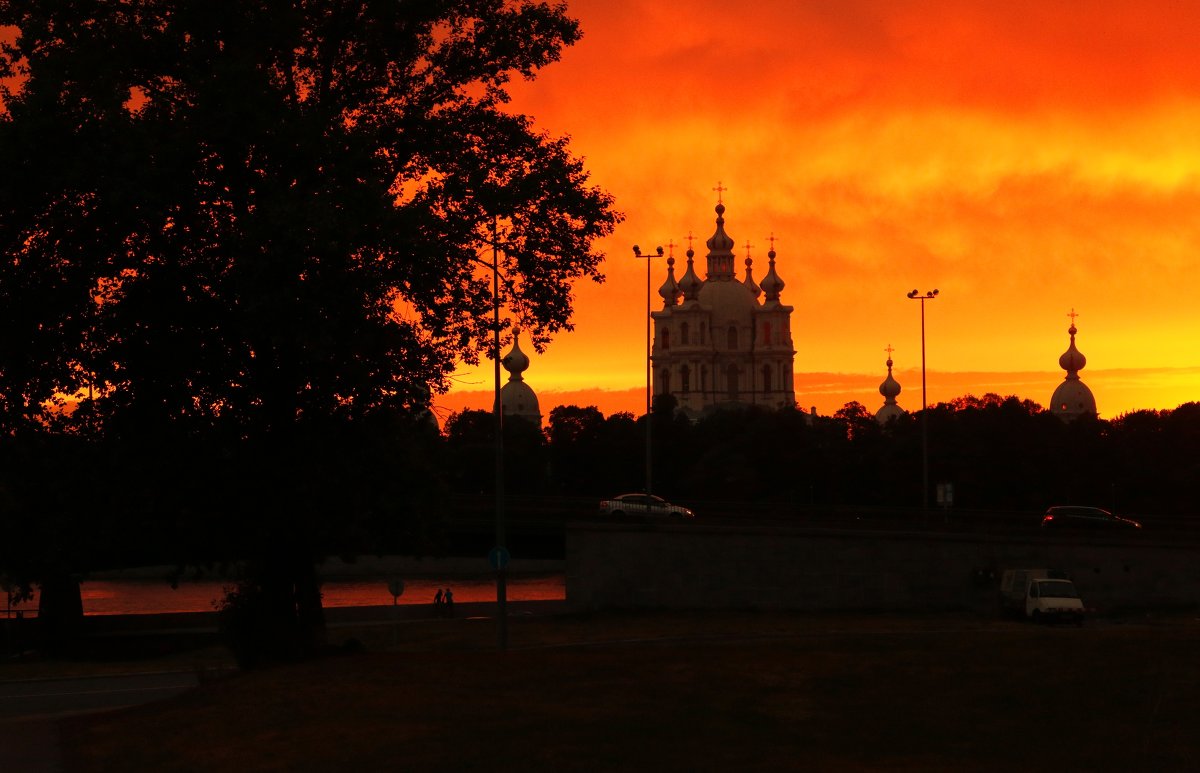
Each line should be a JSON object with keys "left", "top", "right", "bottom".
{"left": 443, "top": 394, "right": 1200, "bottom": 519}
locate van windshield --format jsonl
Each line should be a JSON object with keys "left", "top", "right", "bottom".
{"left": 1038, "top": 580, "right": 1079, "bottom": 599}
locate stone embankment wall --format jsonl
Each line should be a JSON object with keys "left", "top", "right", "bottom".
{"left": 565, "top": 521, "right": 1200, "bottom": 614}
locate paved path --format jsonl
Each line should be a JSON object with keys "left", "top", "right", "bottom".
{"left": 0, "top": 671, "right": 198, "bottom": 772}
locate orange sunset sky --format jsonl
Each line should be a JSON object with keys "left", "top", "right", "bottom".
{"left": 439, "top": 0, "right": 1200, "bottom": 422}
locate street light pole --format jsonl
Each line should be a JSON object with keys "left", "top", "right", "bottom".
{"left": 632, "top": 244, "right": 663, "bottom": 496}
{"left": 906, "top": 288, "right": 939, "bottom": 513}
{"left": 491, "top": 218, "right": 508, "bottom": 651}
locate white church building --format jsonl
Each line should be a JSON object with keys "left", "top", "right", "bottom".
{"left": 650, "top": 200, "right": 797, "bottom": 417}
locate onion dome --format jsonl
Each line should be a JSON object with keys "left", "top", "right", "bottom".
{"left": 501, "top": 329, "right": 530, "bottom": 380}
{"left": 876, "top": 348, "right": 905, "bottom": 424}
{"left": 705, "top": 202, "right": 736, "bottom": 280}
{"left": 500, "top": 329, "right": 541, "bottom": 424}
{"left": 677, "top": 246, "right": 703, "bottom": 302}
{"left": 743, "top": 256, "right": 762, "bottom": 300}
{"left": 698, "top": 204, "right": 758, "bottom": 329}
{"left": 658, "top": 256, "right": 680, "bottom": 307}
{"left": 760, "top": 246, "right": 785, "bottom": 302}
{"left": 1050, "top": 314, "right": 1096, "bottom": 421}
{"left": 880, "top": 357, "right": 901, "bottom": 401}
{"left": 1058, "top": 323, "right": 1087, "bottom": 375}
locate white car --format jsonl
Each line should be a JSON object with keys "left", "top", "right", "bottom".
{"left": 598, "top": 493, "right": 694, "bottom": 519}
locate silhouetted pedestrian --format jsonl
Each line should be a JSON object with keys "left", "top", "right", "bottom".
{"left": 444, "top": 588, "right": 454, "bottom": 618}
{"left": 433, "top": 588, "right": 444, "bottom": 616}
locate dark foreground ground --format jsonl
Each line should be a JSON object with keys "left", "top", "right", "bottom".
{"left": 13, "top": 610, "right": 1200, "bottom": 771}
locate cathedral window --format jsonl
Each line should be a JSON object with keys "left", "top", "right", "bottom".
{"left": 762, "top": 321, "right": 772, "bottom": 346}
{"left": 727, "top": 326, "right": 738, "bottom": 350}
{"left": 681, "top": 365, "right": 691, "bottom": 393}
{"left": 761, "top": 364, "right": 772, "bottom": 391}
{"left": 701, "top": 365, "right": 709, "bottom": 392}
{"left": 681, "top": 322, "right": 689, "bottom": 345}
{"left": 662, "top": 327, "right": 670, "bottom": 350}
{"left": 700, "top": 322, "right": 706, "bottom": 344}
{"left": 660, "top": 367, "right": 671, "bottom": 395}
{"left": 727, "top": 364, "right": 739, "bottom": 399}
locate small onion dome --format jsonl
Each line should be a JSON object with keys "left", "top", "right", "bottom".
{"left": 658, "top": 256, "right": 680, "bottom": 307}
{"left": 760, "top": 247, "right": 785, "bottom": 302}
{"left": 677, "top": 247, "right": 703, "bottom": 302}
{"left": 501, "top": 329, "right": 530, "bottom": 381}
{"left": 1058, "top": 323, "right": 1087, "bottom": 376}
{"left": 879, "top": 358, "right": 901, "bottom": 400}
{"left": 706, "top": 202, "right": 735, "bottom": 254}
{"left": 876, "top": 355, "right": 905, "bottom": 424}
{"left": 705, "top": 202, "right": 736, "bottom": 280}
{"left": 743, "top": 257, "right": 762, "bottom": 299}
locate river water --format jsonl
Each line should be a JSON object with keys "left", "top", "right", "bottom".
{"left": 3, "top": 574, "right": 566, "bottom": 617}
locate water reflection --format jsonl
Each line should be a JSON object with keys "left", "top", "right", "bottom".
{"left": 6, "top": 574, "right": 565, "bottom": 617}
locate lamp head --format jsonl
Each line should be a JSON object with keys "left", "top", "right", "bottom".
{"left": 907, "top": 290, "right": 918, "bottom": 298}
{"left": 656, "top": 246, "right": 664, "bottom": 257}
{"left": 932, "top": 289, "right": 939, "bottom": 296}
{"left": 633, "top": 245, "right": 642, "bottom": 257}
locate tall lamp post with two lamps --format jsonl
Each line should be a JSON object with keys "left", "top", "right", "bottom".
{"left": 489, "top": 219, "right": 509, "bottom": 651}
{"left": 632, "top": 244, "right": 663, "bottom": 496}
{"left": 906, "top": 288, "right": 939, "bottom": 513}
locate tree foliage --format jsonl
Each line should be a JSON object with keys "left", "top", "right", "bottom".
{"left": 0, "top": 0, "right": 618, "bottom": 654}
{"left": 0, "top": 0, "right": 619, "bottom": 434}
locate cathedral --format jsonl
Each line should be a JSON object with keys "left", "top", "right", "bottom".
{"left": 650, "top": 200, "right": 796, "bottom": 417}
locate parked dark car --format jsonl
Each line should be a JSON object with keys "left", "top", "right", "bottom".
{"left": 1041, "top": 506, "right": 1142, "bottom": 530}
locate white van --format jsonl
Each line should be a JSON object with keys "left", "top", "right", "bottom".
{"left": 999, "top": 569, "right": 1084, "bottom": 624}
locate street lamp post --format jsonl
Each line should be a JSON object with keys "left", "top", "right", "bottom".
{"left": 491, "top": 218, "right": 508, "bottom": 651}
{"left": 906, "top": 288, "right": 939, "bottom": 513}
{"left": 632, "top": 244, "right": 663, "bottom": 496}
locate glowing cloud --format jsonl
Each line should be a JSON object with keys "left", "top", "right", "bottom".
{"left": 446, "top": 0, "right": 1200, "bottom": 418}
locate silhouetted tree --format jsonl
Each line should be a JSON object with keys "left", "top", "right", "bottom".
{"left": 546, "top": 405, "right": 607, "bottom": 496}
{"left": 443, "top": 408, "right": 547, "bottom": 495}
{"left": 443, "top": 410, "right": 498, "bottom": 496}
{"left": 647, "top": 393, "right": 696, "bottom": 499}
{"left": 601, "top": 412, "right": 643, "bottom": 491}
{"left": 0, "top": 1, "right": 618, "bottom": 656}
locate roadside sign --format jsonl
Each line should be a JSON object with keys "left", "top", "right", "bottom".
{"left": 488, "top": 546, "right": 511, "bottom": 571}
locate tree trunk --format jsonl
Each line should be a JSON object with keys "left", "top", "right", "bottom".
{"left": 37, "top": 572, "right": 83, "bottom": 652}
{"left": 247, "top": 552, "right": 327, "bottom": 663}
{"left": 293, "top": 557, "right": 326, "bottom": 654}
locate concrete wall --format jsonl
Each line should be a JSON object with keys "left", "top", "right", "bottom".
{"left": 565, "top": 521, "right": 1200, "bottom": 614}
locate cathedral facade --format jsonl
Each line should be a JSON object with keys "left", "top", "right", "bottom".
{"left": 651, "top": 201, "right": 796, "bottom": 416}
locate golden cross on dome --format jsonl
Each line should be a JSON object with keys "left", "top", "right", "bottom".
{"left": 767, "top": 233, "right": 778, "bottom": 252}
{"left": 666, "top": 239, "right": 676, "bottom": 258}
{"left": 712, "top": 181, "right": 726, "bottom": 203}
{"left": 743, "top": 240, "right": 754, "bottom": 258}
{"left": 885, "top": 343, "right": 895, "bottom": 357}
{"left": 684, "top": 231, "right": 696, "bottom": 251}
{"left": 1067, "top": 308, "right": 1079, "bottom": 324}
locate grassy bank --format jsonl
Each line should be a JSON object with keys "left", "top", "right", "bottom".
{"left": 59, "top": 611, "right": 1200, "bottom": 771}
